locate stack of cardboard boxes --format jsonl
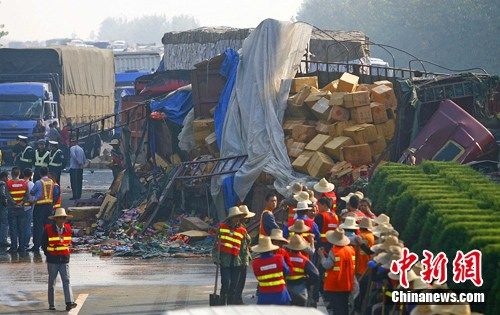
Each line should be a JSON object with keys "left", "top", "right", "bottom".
{"left": 285, "top": 73, "right": 397, "bottom": 179}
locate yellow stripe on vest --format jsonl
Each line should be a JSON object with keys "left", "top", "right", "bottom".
{"left": 257, "top": 272, "right": 283, "bottom": 281}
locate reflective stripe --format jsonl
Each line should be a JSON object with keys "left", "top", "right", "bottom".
{"left": 48, "top": 237, "right": 72, "bottom": 241}
{"left": 49, "top": 150, "right": 63, "bottom": 167}
{"left": 259, "top": 279, "right": 286, "bottom": 287}
{"left": 220, "top": 235, "right": 242, "bottom": 245}
{"left": 320, "top": 233, "right": 326, "bottom": 237}
{"left": 352, "top": 256, "right": 356, "bottom": 261}
{"left": 385, "top": 291, "right": 393, "bottom": 298}
{"left": 333, "top": 267, "right": 340, "bottom": 271}
{"left": 35, "top": 151, "right": 50, "bottom": 167}
{"left": 334, "top": 257, "right": 340, "bottom": 262}
{"left": 20, "top": 146, "right": 33, "bottom": 163}
{"left": 292, "top": 267, "right": 304, "bottom": 273}
{"left": 286, "top": 275, "right": 305, "bottom": 280}
{"left": 47, "top": 246, "right": 69, "bottom": 251}
{"left": 256, "top": 272, "right": 283, "bottom": 281}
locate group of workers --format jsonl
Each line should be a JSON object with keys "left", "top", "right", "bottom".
{"left": 213, "top": 178, "right": 470, "bottom": 314}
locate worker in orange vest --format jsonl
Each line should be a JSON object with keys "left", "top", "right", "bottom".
{"left": 6, "top": 167, "right": 30, "bottom": 252}
{"left": 213, "top": 206, "right": 247, "bottom": 305}
{"left": 234, "top": 205, "right": 255, "bottom": 305}
{"left": 318, "top": 228, "right": 356, "bottom": 315}
{"left": 30, "top": 166, "right": 55, "bottom": 253}
{"left": 251, "top": 236, "right": 291, "bottom": 305}
{"left": 279, "top": 183, "right": 302, "bottom": 220}
{"left": 269, "top": 228, "right": 292, "bottom": 269}
{"left": 313, "top": 178, "right": 337, "bottom": 212}
{"left": 41, "top": 207, "right": 77, "bottom": 311}
{"left": 259, "top": 193, "right": 279, "bottom": 236}
{"left": 283, "top": 201, "right": 321, "bottom": 243}
{"left": 49, "top": 173, "right": 62, "bottom": 210}
{"left": 356, "top": 217, "right": 375, "bottom": 277}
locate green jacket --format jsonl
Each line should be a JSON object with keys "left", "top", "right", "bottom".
{"left": 212, "top": 222, "right": 248, "bottom": 267}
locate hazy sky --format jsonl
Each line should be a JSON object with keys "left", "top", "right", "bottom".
{"left": 0, "top": 0, "right": 304, "bottom": 41}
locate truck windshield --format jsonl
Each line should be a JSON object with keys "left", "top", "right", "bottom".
{"left": 0, "top": 98, "right": 43, "bottom": 120}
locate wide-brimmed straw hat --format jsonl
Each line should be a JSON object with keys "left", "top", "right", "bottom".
{"left": 313, "top": 178, "right": 335, "bottom": 193}
{"left": 429, "top": 304, "right": 471, "bottom": 315}
{"left": 294, "top": 191, "right": 312, "bottom": 204}
{"left": 294, "top": 200, "right": 312, "bottom": 212}
{"left": 285, "top": 234, "right": 309, "bottom": 251}
{"left": 49, "top": 208, "right": 73, "bottom": 220}
{"left": 359, "top": 217, "right": 373, "bottom": 230}
{"left": 340, "top": 191, "right": 364, "bottom": 203}
{"left": 289, "top": 219, "right": 310, "bottom": 233}
{"left": 388, "top": 269, "right": 419, "bottom": 282}
{"left": 226, "top": 206, "right": 246, "bottom": 220}
{"left": 325, "top": 228, "right": 350, "bottom": 246}
{"left": 286, "top": 182, "right": 303, "bottom": 194}
{"left": 270, "top": 229, "right": 289, "bottom": 243}
{"left": 238, "top": 205, "right": 255, "bottom": 219}
{"left": 251, "top": 236, "right": 279, "bottom": 253}
{"left": 340, "top": 217, "right": 359, "bottom": 230}
{"left": 412, "top": 278, "right": 431, "bottom": 290}
{"left": 382, "top": 246, "right": 403, "bottom": 269}
{"left": 372, "top": 223, "right": 395, "bottom": 238}
{"left": 373, "top": 213, "right": 390, "bottom": 225}
{"left": 371, "top": 235, "right": 400, "bottom": 253}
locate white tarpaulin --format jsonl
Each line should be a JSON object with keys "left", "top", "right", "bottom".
{"left": 213, "top": 19, "right": 312, "bottom": 201}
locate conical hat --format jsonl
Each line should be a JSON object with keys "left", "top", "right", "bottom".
{"left": 285, "top": 234, "right": 309, "bottom": 251}
{"left": 372, "top": 223, "right": 395, "bottom": 238}
{"left": 371, "top": 235, "right": 400, "bottom": 252}
{"left": 359, "top": 217, "right": 373, "bottom": 230}
{"left": 313, "top": 178, "right": 335, "bottom": 193}
{"left": 48, "top": 208, "right": 73, "bottom": 220}
{"left": 339, "top": 216, "right": 359, "bottom": 230}
{"left": 373, "top": 213, "right": 390, "bottom": 225}
{"left": 270, "top": 229, "right": 288, "bottom": 243}
{"left": 289, "top": 219, "right": 310, "bottom": 233}
{"left": 251, "top": 236, "right": 279, "bottom": 253}
{"left": 226, "top": 206, "right": 246, "bottom": 219}
{"left": 293, "top": 191, "right": 312, "bottom": 204}
{"left": 238, "top": 205, "right": 255, "bottom": 219}
{"left": 325, "top": 228, "right": 350, "bottom": 246}
{"left": 294, "top": 200, "right": 312, "bottom": 211}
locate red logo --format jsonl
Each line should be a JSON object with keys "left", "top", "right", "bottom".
{"left": 453, "top": 250, "right": 483, "bottom": 287}
{"left": 420, "top": 250, "right": 448, "bottom": 285}
{"left": 390, "top": 247, "right": 419, "bottom": 288}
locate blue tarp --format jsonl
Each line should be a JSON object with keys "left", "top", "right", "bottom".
{"left": 213, "top": 49, "right": 240, "bottom": 210}
{"left": 149, "top": 90, "right": 193, "bottom": 126}
{"left": 115, "top": 71, "right": 150, "bottom": 87}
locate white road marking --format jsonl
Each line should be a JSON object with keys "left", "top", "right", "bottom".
{"left": 68, "top": 293, "right": 88, "bottom": 315}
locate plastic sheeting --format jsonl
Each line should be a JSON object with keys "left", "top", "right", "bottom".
{"left": 214, "top": 19, "right": 312, "bottom": 202}
{"left": 149, "top": 85, "right": 193, "bottom": 126}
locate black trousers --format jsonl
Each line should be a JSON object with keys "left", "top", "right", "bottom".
{"left": 32, "top": 204, "right": 53, "bottom": 250}
{"left": 234, "top": 265, "right": 247, "bottom": 304}
{"left": 220, "top": 266, "right": 242, "bottom": 305}
{"left": 325, "top": 291, "right": 350, "bottom": 315}
{"left": 48, "top": 168, "right": 61, "bottom": 185}
{"left": 70, "top": 169, "right": 83, "bottom": 199}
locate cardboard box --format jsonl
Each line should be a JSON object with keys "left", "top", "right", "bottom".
{"left": 305, "top": 91, "right": 331, "bottom": 108}
{"left": 370, "top": 102, "right": 388, "bottom": 124}
{"left": 350, "top": 105, "right": 373, "bottom": 124}
{"left": 375, "top": 119, "right": 396, "bottom": 140}
{"left": 283, "top": 119, "right": 306, "bottom": 136}
{"left": 356, "top": 84, "right": 371, "bottom": 92}
{"left": 330, "top": 161, "right": 353, "bottom": 178}
{"left": 292, "top": 124, "right": 317, "bottom": 143}
{"left": 287, "top": 86, "right": 316, "bottom": 119}
{"left": 193, "top": 118, "right": 215, "bottom": 146}
{"left": 315, "top": 122, "right": 332, "bottom": 135}
{"left": 329, "top": 92, "right": 347, "bottom": 107}
{"left": 329, "top": 121, "right": 353, "bottom": 137}
{"left": 329, "top": 105, "right": 350, "bottom": 122}
{"left": 311, "top": 97, "right": 332, "bottom": 121}
{"left": 291, "top": 76, "right": 318, "bottom": 94}
{"left": 321, "top": 79, "right": 339, "bottom": 93}
{"left": 369, "top": 136, "right": 387, "bottom": 156}
{"left": 337, "top": 73, "right": 359, "bottom": 92}
{"left": 205, "top": 132, "right": 219, "bottom": 155}
{"left": 307, "top": 151, "right": 335, "bottom": 178}
{"left": 343, "top": 91, "right": 370, "bottom": 108}
{"left": 305, "top": 134, "right": 331, "bottom": 152}
{"left": 287, "top": 142, "right": 307, "bottom": 158}
{"left": 373, "top": 80, "right": 393, "bottom": 88}
{"left": 292, "top": 151, "right": 314, "bottom": 173}
{"left": 342, "top": 144, "right": 372, "bottom": 166}
{"left": 324, "top": 136, "right": 354, "bottom": 160}
{"left": 371, "top": 85, "right": 397, "bottom": 108}
{"left": 343, "top": 124, "right": 378, "bottom": 144}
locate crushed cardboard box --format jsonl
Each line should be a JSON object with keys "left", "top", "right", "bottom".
{"left": 287, "top": 142, "right": 307, "bottom": 158}
{"left": 283, "top": 119, "right": 306, "bottom": 136}
{"left": 324, "top": 136, "right": 355, "bottom": 161}
{"left": 371, "top": 85, "right": 397, "bottom": 108}
{"left": 342, "top": 143, "right": 372, "bottom": 166}
{"left": 343, "top": 124, "right": 378, "bottom": 144}
{"left": 292, "top": 124, "right": 317, "bottom": 143}
{"left": 350, "top": 105, "right": 373, "bottom": 124}
{"left": 370, "top": 136, "right": 387, "bottom": 156}
{"left": 329, "top": 92, "right": 347, "bottom": 107}
{"left": 311, "top": 97, "right": 331, "bottom": 121}
{"left": 305, "top": 91, "right": 331, "bottom": 108}
{"left": 305, "top": 134, "right": 331, "bottom": 152}
{"left": 307, "top": 151, "right": 334, "bottom": 178}
{"left": 315, "top": 122, "right": 332, "bottom": 135}
{"left": 329, "top": 121, "right": 353, "bottom": 137}
{"left": 343, "top": 91, "right": 370, "bottom": 108}
{"left": 321, "top": 79, "right": 339, "bottom": 93}
{"left": 291, "top": 76, "right": 318, "bottom": 94}
{"left": 337, "top": 73, "right": 359, "bottom": 92}
{"left": 292, "top": 151, "right": 314, "bottom": 173}
{"left": 329, "top": 105, "right": 350, "bottom": 122}
{"left": 375, "top": 119, "right": 396, "bottom": 140}
{"left": 370, "top": 102, "right": 389, "bottom": 124}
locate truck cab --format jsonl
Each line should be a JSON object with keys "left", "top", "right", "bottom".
{"left": 0, "top": 82, "right": 58, "bottom": 157}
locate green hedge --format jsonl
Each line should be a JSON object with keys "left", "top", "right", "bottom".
{"left": 368, "top": 162, "right": 500, "bottom": 314}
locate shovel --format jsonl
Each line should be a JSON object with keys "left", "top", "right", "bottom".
{"left": 209, "top": 263, "right": 220, "bottom": 306}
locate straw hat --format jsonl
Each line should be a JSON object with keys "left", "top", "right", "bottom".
{"left": 412, "top": 278, "right": 431, "bottom": 290}
{"left": 355, "top": 191, "right": 364, "bottom": 199}
{"left": 49, "top": 208, "right": 73, "bottom": 220}
{"left": 339, "top": 217, "right": 359, "bottom": 230}
{"left": 294, "top": 201, "right": 312, "bottom": 212}
{"left": 359, "top": 217, "right": 373, "bottom": 230}
{"left": 285, "top": 234, "right": 309, "bottom": 251}
{"left": 289, "top": 219, "right": 310, "bottom": 233}
{"left": 313, "top": 178, "right": 335, "bottom": 193}
{"left": 373, "top": 213, "right": 390, "bottom": 225}
{"left": 374, "top": 252, "right": 393, "bottom": 266}
{"left": 226, "top": 206, "right": 246, "bottom": 220}
{"left": 238, "top": 205, "right": 255, "bottom": 219}
{"left": 429, "top": 304, "right": 471, "bottom": 315}
{"left": 388, "top": 269, "right": 419, "bottom": 282}
{"left": 307, "top": 190, "right": 317, "bottom": 204}
{"left": 293, "top": 191, "right": 312, "bottom": 204}
{"left": 325, "top": 228, "right": 350, "bottom": 246}
{"left": 286, "top": 182, "right": 303, "bottom": 194}
{"left": 251, "top": 236, "right": 279, "bottom": 253}
{"left": 382, "top": 246, "right": 403, "bottom": 269}
{"left": 412, "top": 261, "right": 423, "bottom": 274}
{"left": 410, "top": 305, "right": 432, "bottom": 315}
{"left": 372, "top": 224, "right": 395, "bottom": 238}
{"left": 340, "top": 191, "right": 364, "bottom": 203}
{"left": 270, "top": 229, "right": 289, "bottom": 243}
{"left": 371, "top": 235, "right": 400, "bottom": 252}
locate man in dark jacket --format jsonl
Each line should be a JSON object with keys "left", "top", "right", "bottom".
{"left": 0, "top": 171, "right": 10, "bottom": 248}
{"left": 42, "top": 208, "right": 77, "bottom": 311}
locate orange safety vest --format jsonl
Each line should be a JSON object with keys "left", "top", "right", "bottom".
{"left": 7, "top": 179, "right": 28, "bottom": 205}
{"left": 45, "top": 223, "right": 72, "bottom": 256}
{"left": 218, "top": 223, "right": 246, "bottom": 256}
{"left": 324, "top": 245, "right": 356, "bottom": 292}
{"left": 259, "top": 209, "right": 273, "bottom": 236}
{"left": 321, "top": 191, "right": 337, "bottom": 211}
{"left": 286, "top": 251, "right": 308, "bottom": 281}
{"left": 288, "top": 217, "right": 313, "bottom": 240}
{"left": 252, "top": 254, "right": 286, "bottom": 293}
{"left": 53, "top": 183, "right": 62, "bottom": 209}
{"left": 318, "top": 211, "right": 339, "bottom": 243}
{"left": 36, "top": 178, "right": 54, "bottom": 205}
{"left": 356, "top": 230, "right": 375, "bottom": 276}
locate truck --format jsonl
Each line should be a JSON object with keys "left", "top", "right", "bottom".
{"left": 0, "top": 46, "right": 115, "bottom": 162}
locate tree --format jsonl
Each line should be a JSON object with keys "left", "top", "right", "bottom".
{"left": 98, "top": 14, "right": 199, "bottom": 44}
{"left": 296, "top": 0, "right": 500, "bottom": 74}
